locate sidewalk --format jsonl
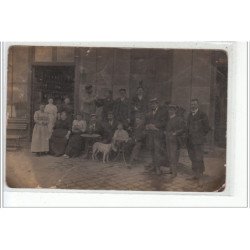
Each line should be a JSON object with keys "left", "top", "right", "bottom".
{"left": 5, "top": 146, "right": 226, "bottom": 192}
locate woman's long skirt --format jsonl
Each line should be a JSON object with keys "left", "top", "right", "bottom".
{"left": 47, "top": 113, "right": 56, "bottom": 138}
{"left": 49, "top": 129, "right": 69, "bottom": 156}
{"left": 65, "top": 133, "right": 84, "bottom": 157}
{"left": 31, "top": 124, "right": 50, "bottom": 152}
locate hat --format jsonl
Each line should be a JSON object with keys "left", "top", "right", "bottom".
{"left": 168, "top": 104, "right": 177, "bottom": 111}
{"left": 90, "top": 113, "right": 96, "bottom": 117}
{"left": 85, "top": 84, "right": 93, "bottom": 91}
{"left": 150, "top": 97, "right": 158, "bottom": 103}
{"left": 119, "top": 88, "right": 126, "bottom": 92}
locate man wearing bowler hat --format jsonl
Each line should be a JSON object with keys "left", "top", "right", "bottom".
{"left": 145, "top": 98, "right": 168, "bottom": 175}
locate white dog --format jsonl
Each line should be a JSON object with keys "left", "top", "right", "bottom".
{"left": 92, "top": 142, "right": 117, "bottom": 163}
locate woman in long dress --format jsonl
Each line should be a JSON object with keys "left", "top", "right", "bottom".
{"left": 31, "top": 104, "right": 50, "bottom": 156}
{"left": 58, "top": 97, "right": 74, "bottom": 124}
{"left": 45, "top": 98, "right": 58, "bottom": 138}
{"left": 64, "top": 114, "right": 87, "bottom": 158}
{"left": 49, "top": 111, "right": 71, "bottom": 157}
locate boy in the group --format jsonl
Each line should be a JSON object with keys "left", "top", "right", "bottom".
{"left": 165, "top": 105, "right": 186, "bottom": 177}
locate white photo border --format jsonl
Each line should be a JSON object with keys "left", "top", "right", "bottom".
{"left": 1, "top": 41, "right": 248, "bottom": 207}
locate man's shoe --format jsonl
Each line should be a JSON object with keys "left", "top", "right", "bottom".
{"left": 145, "top": 165, "right": 154, "bottom": 170}
{"left": 170, "top": 172, "right": 177, "bottom": 178}
{"left": 165, "top": 170, "right": 173, "bottom": 174}
{"left": 186, "top": 176, "right": 198, "bottom": 181}
{"left": 126, "top": 164, "right": 132, "bottom": 169}
{"left": 156, "top": 168, "right": 162, "bottom": 175}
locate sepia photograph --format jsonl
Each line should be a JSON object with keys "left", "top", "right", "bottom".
{"left": 4, "top": 44, "right": 227, "bottom": 192}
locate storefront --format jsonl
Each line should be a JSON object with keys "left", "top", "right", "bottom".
{"left": 7, "top": 45, "right": 227, "bottom": 147}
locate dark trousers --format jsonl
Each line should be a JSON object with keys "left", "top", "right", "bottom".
{"left": 125, "top": 140, "right": 142, "bottom": 163}
{"left": 148, "top": 132, "right": 164, "bottom": 169}
{"left": 166, "top": 138, "right": 180, "bottom": 174}
{"left": 187, "top": 140, "right": 205, "bottom": 177}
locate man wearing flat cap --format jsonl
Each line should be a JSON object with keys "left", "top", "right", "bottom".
{"left": 165, "top": 104, "right": 186, "bottom": 177}
{"left": 86, "top": 113, "right": 102, "bottom": 135}
{"left": 145, "top": 98, "right": 169, "bottom": 175}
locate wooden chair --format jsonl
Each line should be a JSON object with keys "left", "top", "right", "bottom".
{"left": 7, "top": 118, "right": 28, "bottom": 150}
{"left": 113, "top": 140, "right": 127, "bottom": 164}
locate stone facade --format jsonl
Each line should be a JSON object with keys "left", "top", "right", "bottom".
{"left": 7, "top": 46, "right": 227, "bottom": 147}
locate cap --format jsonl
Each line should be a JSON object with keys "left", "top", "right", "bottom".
{"left": 168, "top": 104, "right": 177, "bottom": 110}
{"left": 85, "top": 84, "right": 93, "bottom": 90}
{"left": 150, "top": 97, "right": 158, "bottom": 103}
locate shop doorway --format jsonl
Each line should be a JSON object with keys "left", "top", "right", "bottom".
{"left": 30, "top": 65, "right": 75, "bottom": 138}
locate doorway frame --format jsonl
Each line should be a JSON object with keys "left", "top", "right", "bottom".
{"left": 29, "top": 62, "right": 76, "bottom": 140}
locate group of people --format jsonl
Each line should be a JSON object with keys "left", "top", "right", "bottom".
{"left": 31, "top": 84, "right": 210, "bottom": 180}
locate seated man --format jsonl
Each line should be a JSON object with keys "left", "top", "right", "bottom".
{"left": 126, "top": 116, "right": 146, "bottom": 168}
{"left": 102, "top": 111, "right": 118, "bottom": 143}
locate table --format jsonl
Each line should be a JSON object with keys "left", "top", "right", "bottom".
{"left": 81, "top": 133, "right": 102, "bottom": 158}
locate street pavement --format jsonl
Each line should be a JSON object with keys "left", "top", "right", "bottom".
{"left": 5, "top": 146, "right": 226, "bottom": 192}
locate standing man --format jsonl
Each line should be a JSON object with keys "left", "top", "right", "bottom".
{"left": 165, "top": 105, "right": 186, "bottom": 177}
{"left": 113, "top": 88, "right": 131, "bottom": 128}
{"left": 145, "top": 98, "right": 168, "bottom": 175}
{"left": 95, "top": 90, "right": 114, "bottom": 121}
{"left": 131, "top": 86, "right": 148, "bottom": 125}
{"left": 126, "top": 115, "right": 146, "bottom": 168}
{"left": 80, "top": 84, "right": 96, "bottom": 122}
{"left": 186, "top": 99, "right": 210, "bottom": 180}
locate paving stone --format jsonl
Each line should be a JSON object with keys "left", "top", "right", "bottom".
{"left": 6, "top": 147, "right": 225, "bottom": 192}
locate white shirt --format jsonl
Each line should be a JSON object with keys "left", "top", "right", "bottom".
{"left": 170, "top": 114, "right": 176, "bottom": 119}
{"left": 152, "top": 107, "right": 158, "bottom": 115}
{"left": 192, "top": 108, "right": 199, "bottom": 116}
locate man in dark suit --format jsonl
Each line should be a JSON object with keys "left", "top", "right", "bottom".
{"left": 82, "top": 113, "right": 103, "bottom": 158}
{"left": 145, "top": 98, "right": 168, "bottom": 175}
{"left": 102, "top": 111, "right": 118, "bottom": 143}
{"left": 113, "top": 88, "right": 131, "bottom": 128}
{"left": 126, "top": 116, "right": 146, "bottom": 168}
{"left": 165, "top": 105, "right": 186, "bottom": 177}
{"left": 186, "top": 99, "right": 210, "bottom": 180}
{"left": 95, "top": 90, "right": 114, "bottom": 121}
{"left": 131, "top": 86, "right": 148, "bottom": 125}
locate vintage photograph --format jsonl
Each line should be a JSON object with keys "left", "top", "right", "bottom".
{"left": 5, "top": 45, "right": 227, "bottom": 192}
